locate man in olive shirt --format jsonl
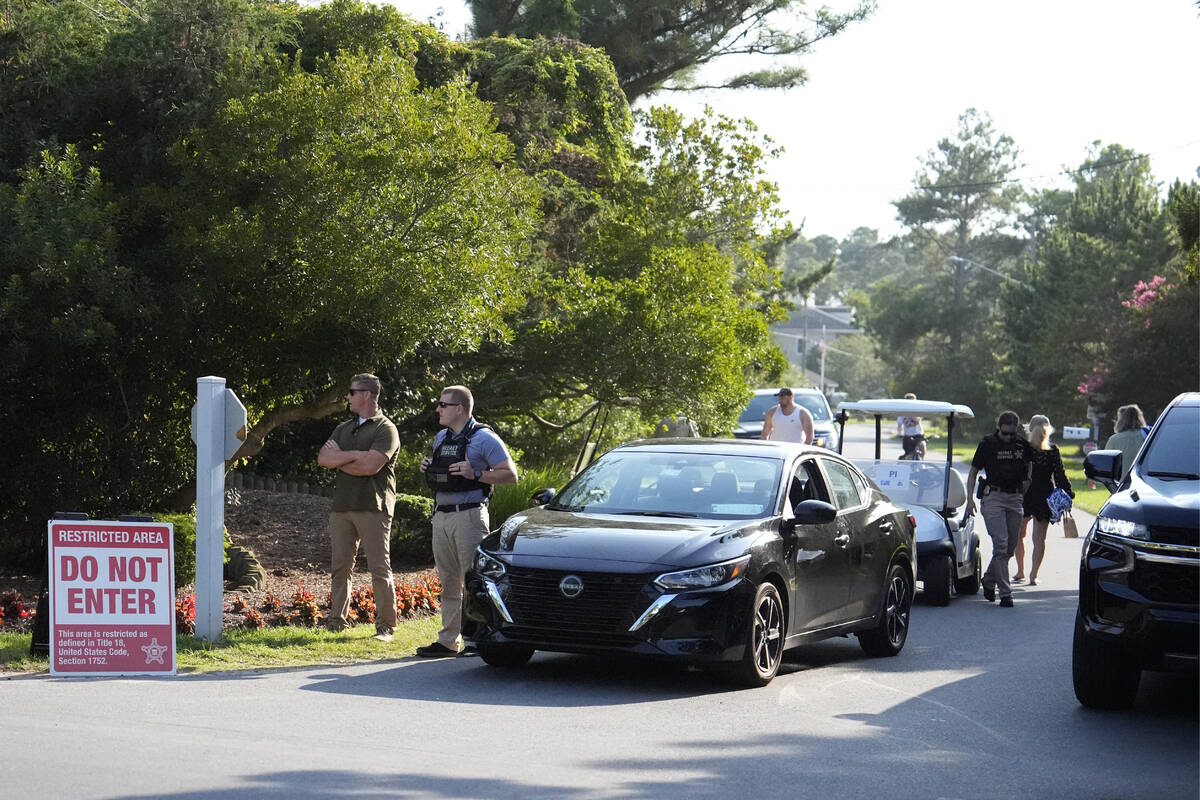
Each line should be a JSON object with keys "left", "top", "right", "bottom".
{"left": 318, "top": 373, "right": 400, "bottom": 640}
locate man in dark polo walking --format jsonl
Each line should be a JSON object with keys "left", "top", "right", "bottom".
{"left": 417, "top": 385, "right": 517, "bottom": 657}
{"left": 317, "top": 373, "right": 400, "bottom": 641}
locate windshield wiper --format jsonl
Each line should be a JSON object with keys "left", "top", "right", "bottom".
{"left": 613, "top": 510, "right": 699, "bottom": 518}
{"left": 546, "top": 503, "right": 585, "bottom": 512}
{"left": 1146, "top": 471, "right": 1200, "bottom": 480}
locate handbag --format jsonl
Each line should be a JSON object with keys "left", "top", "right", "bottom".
{"left": 1062, "top": 510, "right": 1080, "bottom": 539}
{"left": 1047, "top": 487, "right": 1073, "bottom": 522}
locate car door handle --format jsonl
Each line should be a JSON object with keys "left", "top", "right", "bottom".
{"left": 833, "top": 534, "right": 850, "bottom": 548}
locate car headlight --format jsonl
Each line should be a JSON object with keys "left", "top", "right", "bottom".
{"left": 1095, "top": 515, "right": 1149, "bottom": 541}
{"left": 473, "top": 548, "right": 507, "bottom": 579}
{"left": 813, "top": 436, "right": 826, "bottom": 448}
{"left": 654, "top": 556, "right": 751, "bottom": 590}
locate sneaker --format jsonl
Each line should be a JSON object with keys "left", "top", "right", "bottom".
{"left": 982, "top": 583, "right": 995, "bottom": 602}
{"left": 999, "top": 597, "right": 1014, "bottom": 608}
{"left": 415, "top": 642, "right": 458, "bottom": 658}
{"left": 372, "top": 631, "right": 394, "bottom": 642}
{"left": 457, "top": 645, "right": 479, "bottom": 658}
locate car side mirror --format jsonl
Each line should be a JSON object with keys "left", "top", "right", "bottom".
{"left": 1084, "top": 450, "right": 1123, "bottom": 493}
{"left": 530, "top": 487, "right": 558, "bottom": 506}
{"left": 791, "top": 499, "right": 837, "bottom": 525}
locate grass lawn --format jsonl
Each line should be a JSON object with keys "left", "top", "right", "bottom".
{"left": 0, "top": 615, "right": 442, "bottom": 675}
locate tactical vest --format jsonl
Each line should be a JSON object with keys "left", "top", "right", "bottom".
{"left": 424, "top": 420, "right": 494, "bottom": 496}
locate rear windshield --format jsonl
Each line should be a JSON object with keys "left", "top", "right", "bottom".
{"left": 1140, "top": 404, "right": 1200, "bottom": 478}
{"left": 739, "top": 392, "right": 831, "bottom": 423}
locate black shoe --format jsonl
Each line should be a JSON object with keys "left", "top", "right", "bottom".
{"left": 415, "top": 642, "right": 458, "bottom": 658}
{"left": 457, "top": 644, "right": 479, "bottom": 658}
{"left": 982, "top": 583, "right": 995, "bottom": 602}
{"left": 999, "top": 596, "right": 1014, "bottom": 608}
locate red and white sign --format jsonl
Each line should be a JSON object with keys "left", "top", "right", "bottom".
{"left": 48, "top": 520, "right": 176, "bottom": 676}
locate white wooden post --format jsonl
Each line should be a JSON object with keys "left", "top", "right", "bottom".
{"left": 191, "top": 377, "right": 248, "bottom": 642}
{"left": 193, "top": 377, "right": 226, "bottom": 641}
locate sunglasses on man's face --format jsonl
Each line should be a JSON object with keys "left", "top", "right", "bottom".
{"left": 998, "top": 428, "right": 1018, "bottom": 439}
{"left": 436, "top": 401, "right": 462, "bottom": 409}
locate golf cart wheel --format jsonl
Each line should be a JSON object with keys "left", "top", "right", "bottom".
{"left": 955, "top": 546, "right": 982, "bottom": 595}
{"left": 923, "top": 553, "right": 953, "bottom": 606}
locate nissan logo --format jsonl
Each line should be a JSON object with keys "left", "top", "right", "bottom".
{"left": 559, "top": 574, "right": 584, "bottom": 599}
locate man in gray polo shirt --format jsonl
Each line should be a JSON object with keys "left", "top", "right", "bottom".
{"left": 317, "top": 373, "right": 400, "bottom": 641}
{"left": 417, "top": 384, "right": 517, "bottom": 657}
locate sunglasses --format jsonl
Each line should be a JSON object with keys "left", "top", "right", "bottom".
{"left": 347, "top": 388, "right": 370, "bottom": 395}
{"left": 998, "top": 429, "right": 1018, "bottom": 439}
{"left": 436, "top": 401, "right": 462, "bottom": 409}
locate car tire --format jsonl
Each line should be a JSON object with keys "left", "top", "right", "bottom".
{"left": 923, "top": 553, "right": 952, "bottom": 606}
{"left": 1072, "top": 612, "right": 1140, "bottom": 709}
{"left": 858, "top": 563, "right": 912, "bottom": 657}
{"left": 955, "top": 545, "right": 982, "bottom": 596}
{"left": 729, "top": 582, "right": 785, "bottom": 687}
{"left": 477, "top": 641, "right": 535, "bottom": 668}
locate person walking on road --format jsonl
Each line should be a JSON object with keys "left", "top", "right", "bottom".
{"left": 417, "top": 385, "right": 517, "bottom": 657}
{"left": 761, "top": 387, "right": 814, "bottom": 444}
{"left": 317, "top": 373, "right": 400, "bottom": 641}
{"left": 965, "top": 411, "right": 1033, "bottom": 607}
{"left": 1014, "top": 414, "right": 1073, "bottom": 586}
{"left": 897, "top": 392, "right": 925, "bottom": 460}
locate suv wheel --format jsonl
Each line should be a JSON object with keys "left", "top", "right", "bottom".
{"left": 858, "top": 563, "right": 912, "bottom": 657}
{"left": 922, "top": 553, "right": 952, "bottom": 606}
{"left": 1072, "top": 612, "right": 1140, "bottom": 709}
{"left": 955, "top": 546, "right": 982, "bottom": 596}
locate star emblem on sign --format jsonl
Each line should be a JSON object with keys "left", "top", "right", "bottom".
{"left": 141, "top": 638, "right": 169, "bottom": 664}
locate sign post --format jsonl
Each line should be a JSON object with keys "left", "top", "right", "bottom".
{"left": 48, "top": 519, "right": 175, "bottom": 675}
{"left": 190, "top": 377, "right": 247, "bottom": 641}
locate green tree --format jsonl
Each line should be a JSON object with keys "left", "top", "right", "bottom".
{"left": 466, "top": 0, "right": 875, "bottom": 101}
{"left": 996, "top": 144, "right": 1177, "bottom": 429}
{"left": 857, "top": 109, "right": 1026, "bottom": 416}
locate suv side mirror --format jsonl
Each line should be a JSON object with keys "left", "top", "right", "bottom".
{"left": 1084, "top": 450, "right": 1123, "bottom": 493}
{"left": 791, "top": 499, "right": 837, "bottom": 525}
{"left": 530, "top": 487, "right": 557, "bottom": 506}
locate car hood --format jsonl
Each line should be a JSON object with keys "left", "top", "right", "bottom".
{"left": 491, "top": 507, "right": 762, "bottom": 570}
{"left": 1102, "top": 472, "right": 1200, "bottom": 529}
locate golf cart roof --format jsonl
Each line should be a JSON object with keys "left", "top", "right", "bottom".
{"left": 838, "top": 398, "right": 975, "bottom": 419}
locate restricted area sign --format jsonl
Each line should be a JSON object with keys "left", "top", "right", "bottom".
{"left": 48, "top": 520, "right": 176, "bottom": 676}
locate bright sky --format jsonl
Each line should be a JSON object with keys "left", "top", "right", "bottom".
{"left": 386, "top": 0, "right": 1200, "bottom": 241}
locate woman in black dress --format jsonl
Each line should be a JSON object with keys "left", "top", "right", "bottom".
{"left": 1015, "top": 414, "right": 1073, "bottom": 585}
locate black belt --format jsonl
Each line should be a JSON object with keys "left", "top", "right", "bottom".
{"left": 435, "top": 502, "right": 485, "bottom": 513}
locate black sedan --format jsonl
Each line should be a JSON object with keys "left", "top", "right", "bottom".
{"left": 464, "top": 438, "right": 916, "bottom": 686}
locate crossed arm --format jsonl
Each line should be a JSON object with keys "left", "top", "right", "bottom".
{"left": 319, "top": 439, "right": 389, "bottom": 476}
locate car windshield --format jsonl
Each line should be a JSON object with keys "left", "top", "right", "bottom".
{"left": 552, "top": 450, "right": 784, "bottom": 518}
{"left": 1141, "top": 404, "right": 1200, "bottom": 478}
{"left": 738, "top": 392, "right": 831, "bottom": 423}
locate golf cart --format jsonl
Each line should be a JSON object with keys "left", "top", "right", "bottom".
{"left": 835, "top": 399, "right": 981, "bottom": 605}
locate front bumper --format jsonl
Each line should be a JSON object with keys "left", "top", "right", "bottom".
{"left": 464, "top": 565, "right": 756, "bottom": 663}
{"left": 1078, "top": 530, "right": 1199, "bottom": 673}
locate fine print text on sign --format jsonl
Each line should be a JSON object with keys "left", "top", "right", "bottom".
{"left": 49, "top": 520, "right": 176, "bottom": 676}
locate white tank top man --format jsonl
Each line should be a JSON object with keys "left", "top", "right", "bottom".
{"left": 761, "top": 387, "right": 814, "bottom": 444}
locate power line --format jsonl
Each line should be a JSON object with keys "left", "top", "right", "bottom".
{"left": 915, "top": 147, "right": 1180, "bottom": 193}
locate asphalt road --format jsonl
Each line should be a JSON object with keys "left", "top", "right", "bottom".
{"left": 3, "top": 426, "right": 1197, "bottom": 799}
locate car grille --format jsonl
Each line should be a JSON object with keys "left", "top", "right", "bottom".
{"left": 503, "top": 566, "right": 651, "bottom": 633}
{"left": 1131, "top": 560, "right": 1200, "bottom": 604}
{"left": 1147, "top": 525, "right": 1199, "bottom": 548}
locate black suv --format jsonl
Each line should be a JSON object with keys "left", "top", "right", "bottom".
{"left": 1075, "top": 392, "right": 1199, "bottom": 709}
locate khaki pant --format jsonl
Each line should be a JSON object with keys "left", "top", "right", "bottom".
{"left": 328, "top": 510, "right": 397, "bottom": 632}
{"left": 981, "top": 490, "right": 1023, "bottom": 600}
{"left": 432, "top": 505, "right": 489, "bottom": 651}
